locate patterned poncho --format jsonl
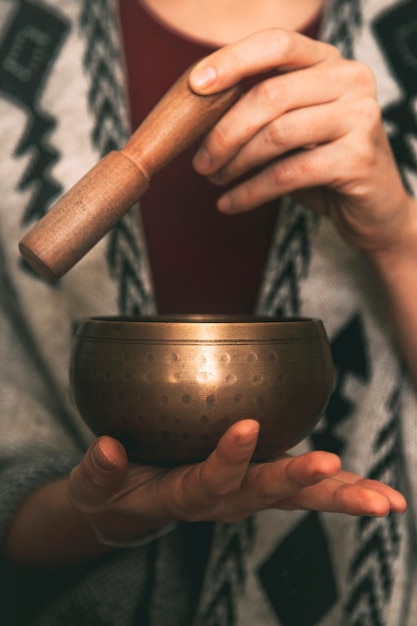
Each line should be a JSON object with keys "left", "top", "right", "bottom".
{"left": 1, "top": 1, "right": 417, "bottom": 624}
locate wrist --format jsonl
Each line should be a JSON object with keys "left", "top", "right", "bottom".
{"left": 87, "top": 515, "right": 177, "bottom": 548}
{"left": 365, "top": 195, "right": 417, "bottom": 274}
{"left": 86, "top": 509, "right": 176, "bottom": 549}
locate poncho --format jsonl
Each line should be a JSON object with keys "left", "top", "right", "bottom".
{"left": 1, "top": 1, "right": 417, "bottom": 624}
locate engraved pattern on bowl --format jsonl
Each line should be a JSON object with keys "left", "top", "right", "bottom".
{"left": 70, "top": 316, "right": 334, "bottom": 465}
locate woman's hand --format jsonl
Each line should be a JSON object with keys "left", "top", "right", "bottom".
{"left": 68, "top": 420, "right": 406, "bottom": 546}
{"left": 189, "top": 29, "right": 416, "bottom": 255}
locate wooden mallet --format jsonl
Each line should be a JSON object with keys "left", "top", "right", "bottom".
{"left": 19, "top": 63, "right": 240, "bottom": 281}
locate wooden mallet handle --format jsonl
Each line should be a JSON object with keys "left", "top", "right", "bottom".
{"left": 19, "top": 64, "right": 241, "bottom": 281}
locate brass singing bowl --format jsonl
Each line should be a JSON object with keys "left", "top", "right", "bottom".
{"left": 70, "top": 316, "right": 333, "bottom": 465}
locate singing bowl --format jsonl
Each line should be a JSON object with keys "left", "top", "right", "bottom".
{"left": 70, "top": 316, "right": 333, "bottom": 465}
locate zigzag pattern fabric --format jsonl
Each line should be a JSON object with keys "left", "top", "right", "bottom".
{"left": 79, "top": 0, "right": 155, "bottom": 316}
{"left": 0, "top": 0, "right": 416, "bottom": 624}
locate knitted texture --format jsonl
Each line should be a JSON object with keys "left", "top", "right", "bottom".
{"left": 0, "top": 0, "right": 416, "bottom": 624}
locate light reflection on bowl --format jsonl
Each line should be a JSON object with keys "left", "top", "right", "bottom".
{"left": 70, "top": 315, "right": 334, "bottom": 465}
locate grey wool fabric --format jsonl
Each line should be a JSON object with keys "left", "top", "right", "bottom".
{"left": 1, "top": 0, "right": 417, "bottom": 624}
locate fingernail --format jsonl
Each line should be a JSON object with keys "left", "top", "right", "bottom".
{"left": 92, "top": 442, "right": 116, "bottom": 471}
{"left": 193, "top": 147, "right": 212, "bottom": 173}
{"left": 190, "top": 65, "right": 217, "bottom": 91}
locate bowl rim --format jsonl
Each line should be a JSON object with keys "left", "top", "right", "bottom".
{"left": 82, "top": 314, "right": 321, "bottom": 323}
{"left": 73, "top": 315, "right": 329, "bottom": 343}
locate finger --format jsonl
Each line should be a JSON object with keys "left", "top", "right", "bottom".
{"left": 276, "top": 469, "right": 407, "bottom": 516}
{"left": 339, "top": 476, "right": 407, "bottom": 513}
{"left": 201, "top": 87, "right": 380, "bottom": 207}
{"left": 246, "top": 451, "right": 342, "bottom": 502}
{"left": 189, "top": 29, "right": 339, "bottom": 94}
{"left": 289, "top": 478, "right": 396, "bottom": 517}
{"left": 215, "top": 139, "right": 353, "bottom": 213}
{"left": 193, "top": 64, "right": 355, "bottom": 176}
{"left": 183, "top": 419, "right": 260, "bottom": 501}
{"left": 68, "top": 437, "right": 129, "bottom": 513}
{"left": 206, "top": 101, "right": 349, "bottom": 185}
{"left": 241, "top": 454, "right": 406, "bottom": 517}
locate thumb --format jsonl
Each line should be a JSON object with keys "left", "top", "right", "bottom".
{"left": 68, "top": 436, "right": 128, "bottom": 514}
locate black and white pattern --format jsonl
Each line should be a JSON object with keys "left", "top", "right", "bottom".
{"left": 258, "top": 198, "right": 318, "bottom": 317}
{"left": 79, "top": 0, "right": 154, "bottom": 316}
{"left": 0, "top": 0, "right": 69, "bottom": 227}
{"left": 196, "top": 520, "right": 255, "bottom": 625}
{"left": 226, "top": 1, "right": 416, "bottom": 621}
{"left": 323, "top": 0, "right": 363, "bottom": 58}
{"left": 258, "top": 511, "right": 338, "bottom": 626}
{"left": 344, "top": 383, "right": 404, "bottom": 625}
{"left": 311, "top": 313, "right": 370, "bottom": 456}
{"left": 0, "top": 1, "right": 416, "bottom": 625}
{"left": 373, "top": 0, "right": 417, "bottom": 192}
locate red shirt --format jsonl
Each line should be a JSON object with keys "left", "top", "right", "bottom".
{"left": 119, "top": 0, "right": 320, "bottom": 314}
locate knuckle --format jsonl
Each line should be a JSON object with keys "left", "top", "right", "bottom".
{"left": 339, "top": 150, "right": 372, "bottom": 193}
{"left": 333, "top": 483, "right": 353, "bottom": 505}
{"left": 271, "top": 158, "right": 296, "bottom": 186}
{"left": 267, "top": 28, "right": 296, "bottom": 59}
{"left": 237, "top": 183, "right": 258, "bottom": 208}
{"left": 259, "top": 493, "right": 279, "bottom": 507}
{"left": 197, "top": 464, "right": 241, "bottom": 497}
{"left": 355, "top": 142, "right": 378, "bottom": 174}
{"left": 346, "top": 60, "right": 377, "bottom": 94}
{"left": 203, "top": 480, "right": 239, "bottom": 499}
{"left": 341, "top": 98, "right": 382, "bottom": 176}
{"left": 80, "top": 469, "right": 107, "bottom": 493}
{"left": 356, "top": 96, "right": 382, "bottom": 131}
{"left": 207, "top": 120, "right": 234, "bottom": 157}
{"left": 347, "top": 135, "right": 378, "bottom": 174}
{"left": 254, "top": 78, "right": 283, "bottom": 113}
{"left": 267, "top": 117, "right": 293, "bottom": 149}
